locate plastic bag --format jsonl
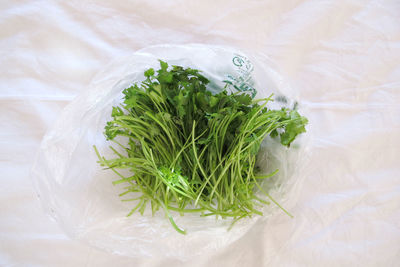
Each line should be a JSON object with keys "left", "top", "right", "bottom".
{"left": 31, "top": 44, "right": 310, "bottom": 259}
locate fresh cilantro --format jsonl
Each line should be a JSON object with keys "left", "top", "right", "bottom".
{"left": 94, "top": 60, "right": 308, "bottom": 234}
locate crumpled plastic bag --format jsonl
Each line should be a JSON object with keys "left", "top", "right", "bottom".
{"left": 31, "top": 44, "right": 310, "bottom": 259}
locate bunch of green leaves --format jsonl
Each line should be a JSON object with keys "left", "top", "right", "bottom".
{"left": 94, "top": 60, "right": 308, "bottom": 234}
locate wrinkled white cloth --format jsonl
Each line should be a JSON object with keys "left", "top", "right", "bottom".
{"left": 1, "top": 0, "right": 399, "bottom": 266}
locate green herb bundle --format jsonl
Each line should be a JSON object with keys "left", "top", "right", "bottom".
{"left": 94, "top": 60, "right": 308, "bottom": 234}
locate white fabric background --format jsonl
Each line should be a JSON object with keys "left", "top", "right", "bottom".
{"left": 1, "top": 0, "right": 400, "bottom": 266}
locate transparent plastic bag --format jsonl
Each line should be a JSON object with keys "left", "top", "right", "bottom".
{"left": 31, "top": 44, "right": 310, "bottom": 259}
